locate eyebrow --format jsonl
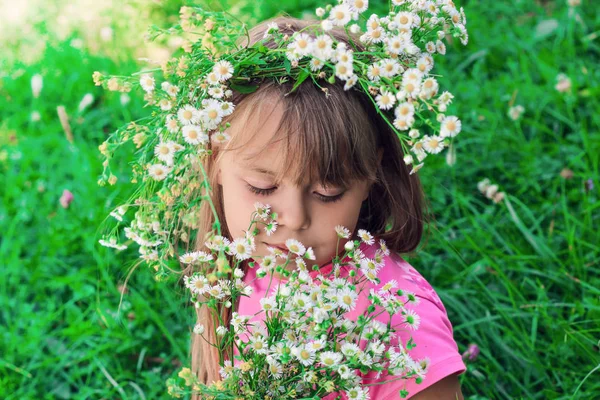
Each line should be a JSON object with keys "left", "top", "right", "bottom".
{"left": 250, "top": 167, "right": 276, "bottom": 176}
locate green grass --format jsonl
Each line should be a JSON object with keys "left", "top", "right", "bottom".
{"left": 1, "top": 0, "right": 599, "bottom": 399}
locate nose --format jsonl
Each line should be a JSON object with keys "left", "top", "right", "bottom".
{"left": 277, "top": 193, "right": 311, "bottom": 231}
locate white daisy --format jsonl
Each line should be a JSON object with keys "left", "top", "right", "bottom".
{"left": 344, "top": 74, "right": 358, "bottom": 91}
{"left": 335, "top": 62, "right": 354, "bottom": 80}
{"left": 426, "top": 41, "right": 436, "bottom": 53}
{"left": 230, "top": 238, "right": 253, "bottom": 260}
{"left": 319, "top": 351, "right": 343, "bottom": 367}
{"left": 403, "top": 308, "right": 421, "bottom": 330}
{"left": 216, "top": 325, "right": 228, "bottom": 336}
{"left": 379, "top": 239, "right": 390, "bottom": 256}
{"left": 422, "top": 135, "right": 445, "bottom": 154}
{"left": 147, "top": 163, "right": 171, "bottom": 181}
{"left": 336, "top": 49, "right": 353, "bottom": 64}
{"left": 369, "top": 26, "right": 387, "bottom": 44}
{"left": 260, "top": 297, "right": 277, "bottom": 312}
{"left": 395, "top": 102, "right": 415, "bottom": 120}
{"left": 260, "top": 255, "right": 276, "bottom": 271}
{"left": 193, "top": 323, "right": 205, "bottom": 335}
{"left": 207, "top": 285, "right": 226, "bottom": 299}
{"left": 440, "top": 116, "right": 462, "bottom": 137}
{"left": 165, "top": 115, "right": 179, "bottom": 133}
{"left": 177, "top": 104, "right": 200, "bottom": 126}
{"left": 313, "top": 35, "right": 334, "bottom": 60}
{"left": 309, "top": 57, "right": 325, "bottom": 71}
{"left": 420, "top": 77, "right": 439, "bottom": 99}
{"left": 213, "top": 60, "right": 234, "bottom": 82}
{"left": 263, "top": 22, "right": 279, "bottom": 38}
{"left": 188, "top": 275, "right": 209, "bottom": 294}
{"left": 379, "top": 58, "right": 401, "bottom": 78}
{"left": 335, "top": 225, "right": 351, "bottom": 239}
{"left": 208, "top": 86, "right": 224, "bottom": 98}
{"left": 304, "top": 247, "right": 316, "bottom": 260}
{"left": 294, "top": 345, "right": 317, "bottom": 366}
{"left": 329, "top": 4, "right": 352, "bottom": 26}
{"left": 386, "top": 32, "right": 411, "bottom": 55}
{"left": 166, "top": 84, "right": 179, "bottom": 98}
{"left": 205, "top": 72, "right": 220, "bottom": 86}
{"left": 401, "top": 79, "right": 421, "bottom": 99}
{"left": 200, "top": 99, "right": 224, "bottom": 130}
{"left": 182, "top": 125, "right": 208, "bottom": 145}
{"left": 394, "top": 11, "right": 416, "bottom": 29}
{"left": 348, "top": 0, "right": 368, "bottom": 13}
{"left": 436, "top": 40, "right": 447, "bottom": 55}
{"left": 285, "top": 239, "right": 306, "bottom": 256}
{"left": 341, "top": 343, "right": 361, "bottom": 357}
{"left": 154, "top": 141, "right": 177, "bottom": 164}
{"left": 139, "top": 74, "right": 155, "bottom": 92}
{"left": 410, "top": 162, "right": 424, "bottom": 175}
{"left": 293, "top": 33, "right": 314, "bottom": 57}
{"left": 267, "top": 360, "right": 283, "bottom": 378}
{"left": 403, "top": 68, "right": 423, "bottom": 83}
{"left": 367, "top": 64, "right": 382, "bottom": 82}
{"left": 220, "top": 101, "right": 235, "bottom": 116}
{"left": 357, "top": 229, "right": 374, "bottom": 245}
{"left": 375, "top": 89, "right": 396, "bottom": 110}
{"left": 265, "top": 221, "right": 278, "bottom": 236}
{"left": 179, "top": 252, "right": 198, "bottom": 264}
{"left": 158, "top": 99, "right": 172, "bottom": 111}
{"left": 338, "top": 287, "right": 358, "bottom": 311}
{"left": 321, "top": 19, "right": 333, "bottom": 32}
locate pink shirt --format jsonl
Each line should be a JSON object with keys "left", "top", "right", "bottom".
{"left": 237, "top": 241, "right": 466, "bottom": 399}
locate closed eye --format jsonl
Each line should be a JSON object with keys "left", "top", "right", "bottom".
{"left": 245, "top": 183, "right": 345, "bottom": 203}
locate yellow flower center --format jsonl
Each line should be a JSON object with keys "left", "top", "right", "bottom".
{"left": 446, "top": 121, "right": 456, "bottom": 131}
{"left": 188, "top": 130, "right": 198, "bottom": 139}
{"left": 183, "top": 110, "right": 192, "bottom": 120}
{"left": 300, "top": 350, "right": 310, "bottom": 359}
{"left": 208, "top": 110, "right": 218, "bottom": 119}
{"left": 399, "top": 15, "right": 409, "bottom": 25}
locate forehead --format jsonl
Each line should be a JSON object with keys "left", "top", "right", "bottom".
{"left": 229, "top": 100, "right": 287, "bottom": 169}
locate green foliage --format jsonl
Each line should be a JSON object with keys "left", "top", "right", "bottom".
{"left": 0, "top": 0, "right": 598, "bottom": 399}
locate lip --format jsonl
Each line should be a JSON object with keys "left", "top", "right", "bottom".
{"left": 264, "top": 242, "right": 289, "bottom": 253}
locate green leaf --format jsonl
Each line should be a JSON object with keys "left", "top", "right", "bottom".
{"left": 283, "top": 58, "right": 291, "bottom": 74}
{"left": 288, "top": 69, "right": 310, "bottom": 94}
{"left": 229, "top": 82, "right": 258, "bottom": 94}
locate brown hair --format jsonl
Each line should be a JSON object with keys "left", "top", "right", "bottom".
{"left": 189, "top": 15, "right": 429, "bottom": 388}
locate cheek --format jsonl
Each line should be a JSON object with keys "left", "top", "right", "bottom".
{"left": 220, "top": 175, "right": 256, "bottom": 238}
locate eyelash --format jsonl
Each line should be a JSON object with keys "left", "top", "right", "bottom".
{"left": 246, "top": 184, "right": 345, "bottom": 204}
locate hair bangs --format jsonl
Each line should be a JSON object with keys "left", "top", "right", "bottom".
{"left": 228, "top": 80, "right": 380, "bottom": 190}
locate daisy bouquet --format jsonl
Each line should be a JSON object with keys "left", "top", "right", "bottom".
{"left": 166, "top": 203, "right": 426, "bottom": 399}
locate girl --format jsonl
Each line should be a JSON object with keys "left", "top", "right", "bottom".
{"left": 189, "top": 16, "right": 465, "bottom": 399}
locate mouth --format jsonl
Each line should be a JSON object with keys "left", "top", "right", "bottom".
{"left": 263, "top": 242, "right": 290, "bottom": 255}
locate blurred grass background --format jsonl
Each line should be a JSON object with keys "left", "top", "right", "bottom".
{"left": 0, "top": 0, "right": 598, "bottom": 399}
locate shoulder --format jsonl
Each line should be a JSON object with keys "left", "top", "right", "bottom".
{"left": 356, "top": 244, "right": 466, "bottom": 398}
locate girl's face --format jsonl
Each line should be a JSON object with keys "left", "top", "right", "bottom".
{"left": 216, "top": 104, "right": 371, "bottom": 268}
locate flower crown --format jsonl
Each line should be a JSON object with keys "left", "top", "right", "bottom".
{"left": 95, "top": 0, "right": 468, "bottom": 276}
